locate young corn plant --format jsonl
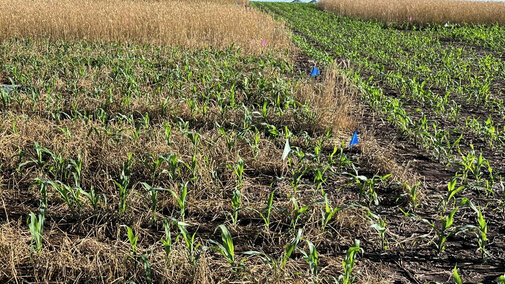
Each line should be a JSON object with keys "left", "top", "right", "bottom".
{"left": 446, "top": 179, "right": 466, "bottom": 208}
{"left": 228, "top": 158, "right": 245, "bottom": 191}
{"left": 347, "top": 169, "right": 391, "bottom": 206}
{"left": 280, "top": 228, "right": 302, "bottom": 269}
{"left": 115, "top": 153, "right": 133, "bottom": 214}
{"left": 161, "top": 219, "right": 172, "bottom": 261}
{"left": 339, "top": 239, "right": 363, "bottom": 284}
{"left": 125, "top": 225, "right": 138, "bottom": 257}
{"left": 453, "top": 265, "right": 463, "bottom": 284}
{"left": 250, "top": 189, "right": 276, "bottom": 230}
{"left": 163, "top": 122, "right": 172, "bottom": 147}
{"left": 33, "top": 178, "right": 49, "bottom": 210}
{"left": 230, "top": 189, "right": 242, "bottom": 226}
{"left": 299, "top": 239, "right": 318, "bottom": 276}
{"left": 161, "top": 153, "right": 180, "bottom": 179}
{"left": 48, "top": 181, "right": 83, "bottom": 213}
{"left": 141, "top": 182, "right": 166, "bottom": 220}
{"left": 399, "top": 182, "right": 422, "bottom": 209}
{"left": 208, "top": 225, "right": 238, "bottom": 268}
{"left": 425, "top": 198, "right": 474, "bottom": 254}
{"left": 468, "top": 203, "right": 488, "bottom": 262}
{"left": 167, "top": 183, "right": 188, "bottom": 221}
{"left": 290, "top": 196, "right": 310, "bottom": 231}
{"left": 176, "top": 220, "right": 200, "bottom": 265}
{"left": 320, "top": 193, "right": 346, "bottom": 230}
{"left": 366, "top": 210, "right": 388, "bottom": 250}
{"left": 27, "top": 211, "right": 45, "bottom": 253}
{"left": 456, "top": 146, "right": 492, "bottom": 188}
{"left": 80, "top": 186, "right": 101, "bottom": 211}
{"left": 140, "top": 253, "right": 152, "bottom": 284}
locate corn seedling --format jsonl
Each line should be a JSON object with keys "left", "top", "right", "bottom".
{"left": 17, "top": 142, "right": 51, "bottom": 172}
{"left": 280, "top": 228, "right": 302, "bottom": 269}
{"left": 125, "top": 225, "right": 138, "bottom": 257}
{"left": 299, "top": 239, "right": 318, "bottom": 276}
{"left": 339, "top": 239, "right": 363, "bottom": 284}
{"left": 498, "top": 275, "right": 505, "bottom": 284}
{"left": 289, "top": 159, "right": 308, "bottom": 194}
{"left": 219, "top": 127, "right": 236, "bottom": 152}
{"left": 228, "top": 158, "right": 245, "bottom": 191}
{"left": 468, "top": 202, "right": 488, "bottom": 262}
{"left": 163, "top": 122, "right": 172, "bottom": 147}
{"left": 161, "top": 219, "right": 172, "bottom": 260}
{"left": 399, "top": 182, "right": 422, "bottom": 209}
{"left": 81, "top": 186, "right": 101, "bottom": 210}
{"left": 33, "top": 178, "right": 49, "bottom": 210}
{"left": 320, "top": 193, "right": 346, "bottom": 230}
{"left": 456, "top": 146, "right": 491, "bottom": 186}
{"left": 253, "top": 189, "right": 276, "bottom": 230}
{"left": 141, "top": 182, "right": 170, "bottom": 220}
{"left": 366, "top": 210, "right": 388, "bottom": 250}
{"left": 453, "top": 265, "right": 463, "bottom": 284}
{"left": 115, "top": 153, "right": 133, "bottom": 214}
{"left": 447, "top": 179, "right": 466, "bottom": 207}
{"left": 208, "top": 225, "right": 238, "bottom": 268}
{"left": 328, "top": 143, "right": 352, "bottom": 170}
{"left": 161, "top": 153, "right": 180, "bottom": 179}
{"left": 230, "top": 189, "right": 242, "bottom": 226}
{"left": 176, "top": 220, "right": 200, "bottom": 265}
{"left": 290, "top": 196, "right": 310, "bottom": 230}
{"left": 165, "top": 182, "right": 188, "bottom": 221}
{"left": 347, "top": 169, "right": 391, "bottom": 206}
{"left": 141, "top": 253, "right": 152, "bottom": 284}
{"left": 27, "top": 211, "right": 44, "bottom": 253}
{"left": 48, "top": 180, "right": 83, "bottom": 212}
{"left": 424, "top": 199, "right": 475, "bottom": 254}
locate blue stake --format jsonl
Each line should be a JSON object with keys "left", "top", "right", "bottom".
{"left": 349, "top": 130, "right": 359, "bottom": 148}
{"left": 310, "top": 66, "right": 320, "bottom": 77}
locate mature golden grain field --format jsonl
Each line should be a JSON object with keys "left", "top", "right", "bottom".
{"left": 319, "top": 0, "right": 505, "bottom": 24}
{"left": 0, "top": 0, "right": 286, "bottom": 53}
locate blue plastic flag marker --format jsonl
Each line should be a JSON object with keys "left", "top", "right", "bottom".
{"left": 310, "top": 66, "right": 320, "bottom": 77}
{"left": 349, "top": 130, "right": 359, "bottom": 148}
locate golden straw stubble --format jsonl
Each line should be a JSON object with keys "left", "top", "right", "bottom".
{"left": 319, "top": 0, "right": 505, "bottom": 25}
{"left": 0, "top": 0, "right": 290, "bottom": 53}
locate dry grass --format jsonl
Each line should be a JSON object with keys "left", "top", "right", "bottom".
{"left": 0, "top": 0, "right": 288, "bottom": 53}
{"left": 319, "top": 0, "right": 505, "bottom": 25}
{"left": 181, "top": 0, "right": 249, "bottom": 5}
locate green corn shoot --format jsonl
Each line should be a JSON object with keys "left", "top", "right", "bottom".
{"left": 468, "top": 203, "right": 488, "bottom": 262}
{"left": 320, "top": 193, "right": 345, "bottom": 230}
{"left": 453, "top": 265, "right": 462, "bottom": 284}
{"left": 115, "top": 153, "right": 133, "bottom": 214}
{"left": 167, "top": 183, "right": 188, "bottom": 221}
{"left": 141, "top": 182, "right": 169, "bottom": 220}
{"left": 27, "top": 211, "right": 45, "bottom": 253}
{"left": 228, "top": 158, "right": 245, "bottom": 190}
{"left": 280, "top": 228, "right": 302, "bottom": 269}
{"left": 176, "top": 221, "right": 200, "bottom": 265}
{"left": 339, "top": 239, "right": 363, "bottom": 284}
{"left": 125, "top": 225, "right": 138, "bottom": 256}
{"left": 141, "top": 253, "right": 152, "bottom": 284}
{"left": 80, "top": 186, "right": 100, "bottom": 210}
{"left": 290, "top": 196, "right": 310, "bottom": 230}
{"left": 447, "top": 179, "right": 465, "bottom": 205}
{"left": 209, "top": 225, "right": 236, "bottom": 267}
{"left": 161, "top": 219, "right": 172, "bottom": 259}
{"left": 230, "top": 189, "right": 242, "bottom": 226}
{"left": 254, "top": 189, "right": 275, "bottom": 230}
{"left": 299, "top": 239, "right": 318, "bottom": 276}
